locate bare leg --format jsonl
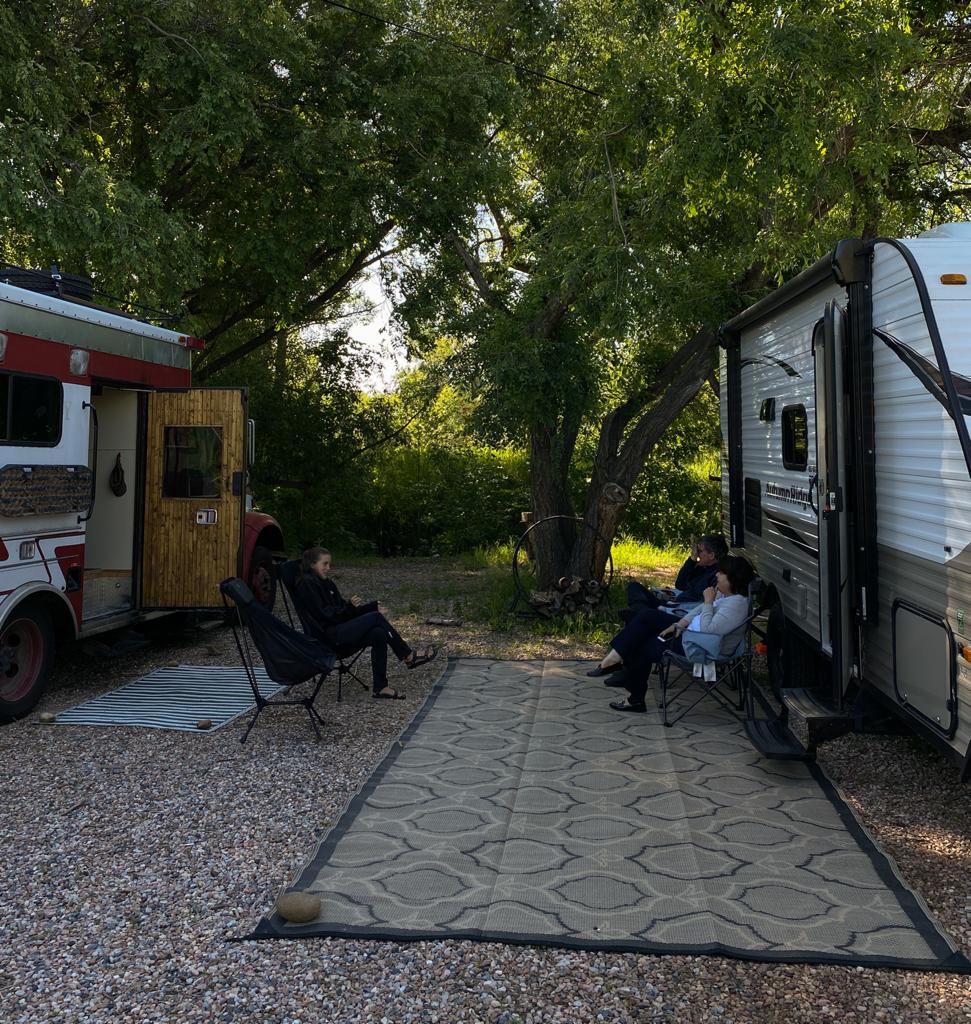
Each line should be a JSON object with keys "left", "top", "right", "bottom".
{"left": 599, "top": 648, "right": 622, "bottom": 670}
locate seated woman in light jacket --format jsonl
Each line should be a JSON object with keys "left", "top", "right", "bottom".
{"left": 587, "top": 555, "right": 754, "bottom": 713}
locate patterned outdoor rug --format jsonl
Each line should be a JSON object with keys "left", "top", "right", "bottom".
{"left": 249, "top": 658, "right": 969, "bottom": 972}
{"left": 54, "top": 665, "right": 283, "bottom": 731}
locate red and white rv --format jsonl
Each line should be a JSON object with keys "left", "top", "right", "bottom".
{"left": 0, "top": 269, "right": 284, "bottom": 720}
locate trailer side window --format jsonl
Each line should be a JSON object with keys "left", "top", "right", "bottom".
{"left": 0, "top": 371, "right": 63, "bottom": 446}
{"left": 162, "top": 426, "right": 223, "bottom": 498}
{"left": 782, "top": 404, "right": 808, "bottom": 471}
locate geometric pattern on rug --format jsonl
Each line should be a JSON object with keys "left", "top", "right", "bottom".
{"left": 54, "top": 665, "right": 283, "bottom": 731}
{"left": 249, "top": 658, "right": 970, "bottom": 972}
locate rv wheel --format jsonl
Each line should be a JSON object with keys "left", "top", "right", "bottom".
{"left": 247, "top": 545, "right": 276, "bottom": 612}
{"left": 0, "top": 603, "right": 54, "bottom": 722}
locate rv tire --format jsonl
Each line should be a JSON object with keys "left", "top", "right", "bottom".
{"left": 0, "top": 601, "right": 54, "bottom": 722}
{"left": 247, "top": 545, "right": 276, "bottom": 612}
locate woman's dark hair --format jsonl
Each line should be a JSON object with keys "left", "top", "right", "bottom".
{"left": 300, "top": 546, "right": 331, "bottom": 577}
{"left": 699, "top": 533, "right": 728, "bottom": 559}
{"left": 717, "top": 554, "right": 754, "bottom": 595}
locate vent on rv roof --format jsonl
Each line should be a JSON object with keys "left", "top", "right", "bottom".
{"left": 0, "top": 265, "right": 94, "bottom": 302}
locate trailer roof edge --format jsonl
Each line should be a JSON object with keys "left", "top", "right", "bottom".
{"left": 719, "top": 244, "right": 850, "bottom": 344}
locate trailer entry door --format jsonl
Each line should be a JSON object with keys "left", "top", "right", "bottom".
{"left": 141, "top": 388, "right": 247, "bottom": 609}
{"left": 814, "top": 304, "right": 852, "bottom": 704}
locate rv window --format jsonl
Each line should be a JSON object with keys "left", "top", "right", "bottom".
{"left": 0, "top": 371, "right": 63, "bottom": 446}
{"left": 782, "top": 405, "right": 808, "bottom": 471}
{"left": 162, "top": 426, "right": 223, "bottom": 498}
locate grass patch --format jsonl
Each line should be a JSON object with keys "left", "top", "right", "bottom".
{"left": 336, "top": 538, "right": 691, "bottom": 644}
{"left": 454, "top": 535, "right": 690, "bottom": 640}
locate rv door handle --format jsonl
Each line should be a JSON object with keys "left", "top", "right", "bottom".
{"left": 231, "top": 471, "right": 243, "bottom": 496}
{"left": 78, "top": 401, "right": 98, "bottom": 523}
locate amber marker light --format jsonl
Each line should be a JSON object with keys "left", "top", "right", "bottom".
{"left": 941, "top": 273, "right": 967, "bottom": 285}
{"left": 962, "top": 645, "right": 971, "bottom": 663}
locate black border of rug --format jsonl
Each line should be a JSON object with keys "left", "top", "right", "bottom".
{"left": 243, "top": 658, "right": 971, "bottom": 974}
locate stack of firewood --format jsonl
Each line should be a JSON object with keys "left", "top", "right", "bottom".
{"left": 528, "top": 576, "right": 608, "bottom": 617}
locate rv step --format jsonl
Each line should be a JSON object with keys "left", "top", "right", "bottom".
{"left": 781, "top": 687, "right": 853, "bottom": 724}
{"left": 744, "top": 718, "right": 810, "bottom": 761}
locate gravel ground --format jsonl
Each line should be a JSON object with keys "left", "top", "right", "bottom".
{"left": 3, "top": 557, "right": 971, "bottom": 1023}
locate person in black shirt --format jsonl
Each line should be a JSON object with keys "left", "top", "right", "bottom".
{"left": 623, "top": 533, "right": 727, "bottom": 618}
{"left": 294, "top": 547, "right": 436, "bottom": 699}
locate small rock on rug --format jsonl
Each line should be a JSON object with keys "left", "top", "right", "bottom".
{"left": 54, "top": 665, "right": 283, "bottom": 731}
{"left": 249, "top": 658, "right": 970, "bottom": 972}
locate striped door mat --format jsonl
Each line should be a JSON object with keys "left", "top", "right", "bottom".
{"left": 54, "top": 665, "right": 283, "bottom": 731}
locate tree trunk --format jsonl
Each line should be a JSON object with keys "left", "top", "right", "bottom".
{"left": 528, "top": 425, "right": 577, "bottom": 588}
{"left": 570, "top": 327, "right": 718, "bottom": 584}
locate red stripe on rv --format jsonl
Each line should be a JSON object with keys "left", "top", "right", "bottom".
{"left": 0, "top": 331, "right": 191, "bottom": 387}
{"left": 53, "top": 543, "right": 85, "bottom": 628}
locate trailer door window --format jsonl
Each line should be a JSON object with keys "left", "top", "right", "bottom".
{"left": 0, "top": 371, "right": 63, "bottom": 445}
{"left": 782, "top": 404, "right": 808, "bottom": 471}
{"left": 162, "top": 426, "right": 223, "bottom": 498}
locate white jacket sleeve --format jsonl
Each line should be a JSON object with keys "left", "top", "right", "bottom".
{"left": 695, "top": 595, "right": 749, "bottom": 636}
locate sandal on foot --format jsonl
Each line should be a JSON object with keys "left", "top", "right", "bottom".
{"left": 586, "top": 662, "right": 623, "bottom": 678}
{"left": 373, "top": 688, "right": 406, "bottom": 700}
{"left": 609, "top": 699, "right": 646, "bottom": 713}
{"left": 405, "top": 645, "right": 438, "bottom": 670}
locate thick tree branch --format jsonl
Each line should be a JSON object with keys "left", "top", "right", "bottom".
{"left": 450, "top": 233, "right": 509, "bottom": 312}
{"left": 195, "top": 220, "right": 394, "bottom": 378}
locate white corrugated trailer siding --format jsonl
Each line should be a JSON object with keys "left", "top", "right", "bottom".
{"left": 720, "top": 281, "right": 843, "bottom": 643}
{"left": 867, "top": 239, "right": 971, "bottom": 756}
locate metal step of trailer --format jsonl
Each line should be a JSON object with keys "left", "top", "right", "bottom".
{"left": 781, "top": 687, "right": 855, "bottom": 755}
{"left": 781, "top": 687, "right": 851, "bottom": 723}
{"left": 744, "top": 717, "right": 810, "bottom": 761}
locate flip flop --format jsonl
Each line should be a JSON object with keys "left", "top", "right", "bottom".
{"left": 406, "top": 645, "right": 438, "bottom": 670}
{"left": 373, "top": 688, "right": 406, "bottom": 700}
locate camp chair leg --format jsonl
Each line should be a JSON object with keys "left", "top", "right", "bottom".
{"left": 334, "top": 655, "right": 368, "bottom": 702}
{"left": 303, "top": 703, "right": 323, "bottom": 741}
{"left": 659, "top": 655, "right": 752, "bottom": 728}
{"left": 239, "top": 704, "right": 264, "bottom": 744}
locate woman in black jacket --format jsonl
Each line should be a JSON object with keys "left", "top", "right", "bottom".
{"left": 294, "top": 547, "right": 436, "bottom": 699}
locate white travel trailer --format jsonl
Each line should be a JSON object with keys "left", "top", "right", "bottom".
{"left": 719, "top": 222, "right": 971, "bottom": 776}
{"left": 0, "top": 268, "right": 284, "bottom": 722}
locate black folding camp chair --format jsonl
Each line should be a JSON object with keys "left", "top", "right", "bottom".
{"left": 220, "top": 577, "right": 336, "bottom": 743}
{"left": 276, "top": 559, "right": 368, "bottom": 702}
{"left": 657, "top": 582, "right": 760, "bottom": 728}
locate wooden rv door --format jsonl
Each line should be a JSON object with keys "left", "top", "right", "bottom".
{"left": 141, "top": 389, "right": 246, "bottom": 609}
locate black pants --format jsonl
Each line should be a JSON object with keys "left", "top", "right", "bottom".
{"left": 323, "top": 612, "right": 411, "bottom": 693}
{"left": 611, "top": 606, "right": 684, "bottom": 704}
{"left": 627, "top": 580, "right": 664, "bottom": 610}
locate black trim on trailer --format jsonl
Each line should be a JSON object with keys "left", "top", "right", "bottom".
{"left": 821, "top": 303, "right": 845, "bottom": 708}
{"left": 874, "top": 327, "right": 971, "bottom": 417}
{"left": 891, "top": 599, "right": 958, "bottom": 740}
{"left": 763, "top": 510, "right": 819, "bottom": 560}
{"left": 866, "top": 238, "right": 971, "bottom": 482}
{"left": 721, "top": 253, "right": 836, "bottom": 337}
{"left": 842, "top": 242, "right": 878, "bottom": 628}
{"left": 739, "top": 355, "right": 802, "bottom": 378}
{"left": 725, "top": 343, "right": 744, "bottom": 546}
